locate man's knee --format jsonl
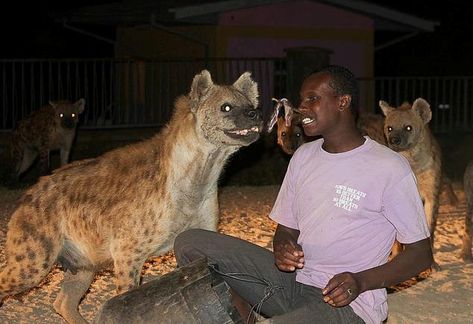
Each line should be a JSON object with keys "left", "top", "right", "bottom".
{"left": 174, "top": 229, "right": 209, "bottom": 264}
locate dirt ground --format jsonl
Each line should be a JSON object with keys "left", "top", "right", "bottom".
{"left": 0, "top": 183, "right": 471, "bottom": 323}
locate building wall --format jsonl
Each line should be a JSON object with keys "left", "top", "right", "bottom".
{"left": 216, "top": 0, "right": 374, "bottom": 78}
{"left": 115, "top": 0, "right": 375, "bottom": 111}
{"left": 116, "top": 26, "right": 217, "bottom": 59}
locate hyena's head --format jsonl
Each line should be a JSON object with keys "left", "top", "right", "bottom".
{"left": 379, "top": 98, "right": 432, "bottom": 152}
{"left": 277, "top": 114, "right": 306, "bottom": 155}
{"left": 49, "top": 98, "right": 85, "bottom": 130}
{"left": 189, "top": 70, "right": 263, "bottom": 147}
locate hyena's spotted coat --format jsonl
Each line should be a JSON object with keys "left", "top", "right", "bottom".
{"left": 380, "top": 98, "right": 442, "bottom": 267}
{"left": 10, "top": 99, "right": 85, "bottom": 179}
{"left": 0, "top": 70, "right": 263, "bottom": 323}
{"left": 462, "top": 161, "right": 473, "bottom": 261}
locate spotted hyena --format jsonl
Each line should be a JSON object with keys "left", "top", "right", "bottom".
{"left": 10, "top": 99, "right": 85, "bottom": 179}
{"left": 379, "top": 98, "right": 442, "bottom": 259}
{"left": 462, "top": 161, "right": 473, "bottom": 261}
{"left": 0, "top": 70, "right": 262, "bottom": 323}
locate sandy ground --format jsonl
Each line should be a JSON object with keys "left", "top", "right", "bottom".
{"left": 0, "top": 183, "right": 471, "bottom": 323}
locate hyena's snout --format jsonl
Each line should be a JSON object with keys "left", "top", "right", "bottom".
{"left": 61, "top": 117, "right": 77, "bottom": 129}
{"left": 387, "top": 130, "right": 412, "bottom": 150}
{"left": 246, "top": 108, "right": 261, "bottom": 121}
{"left": 389, "top": 135, "right": 402, "bottom": 146}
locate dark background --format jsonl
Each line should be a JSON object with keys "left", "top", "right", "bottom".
{"left": 1, "top": 1, "right": 472, "bottom": 186}
{"left": 0, "top": 1, "right": 472, "bottom": 76}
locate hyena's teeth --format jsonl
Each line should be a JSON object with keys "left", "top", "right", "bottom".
{"left": 229, "top": 127, "right": 260, "bottom": 135}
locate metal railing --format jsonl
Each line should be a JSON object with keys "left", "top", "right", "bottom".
{"left": 1, "top": 58, "right": 472, "bottom": 133}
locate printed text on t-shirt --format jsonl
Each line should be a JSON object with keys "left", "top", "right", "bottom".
{"left": 333, "top": 184, "right": 366, "bottom": 212}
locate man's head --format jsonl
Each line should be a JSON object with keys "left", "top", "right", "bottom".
{"left": 298, "top": 65, "right": 359, "bottom": 137}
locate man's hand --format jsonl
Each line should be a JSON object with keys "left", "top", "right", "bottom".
{"left": 323, "top": 238, "right": 433, "bottom": 307}
{"left": 273, "top": 224, "right": 304, "bottom": 272}
{"left": 322, "top": 272, "right": 360, "bottom": 307}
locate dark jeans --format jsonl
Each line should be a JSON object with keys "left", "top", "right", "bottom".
{"left": 174, "top": 229, "right": 365, "bottom": 324}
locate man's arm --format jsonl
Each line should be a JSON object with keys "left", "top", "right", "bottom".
{"left": 273, "top": 224, "right": 305, "bottom": 272}
{"left": 323, "top": 238, "right": 433, "bottom": 307}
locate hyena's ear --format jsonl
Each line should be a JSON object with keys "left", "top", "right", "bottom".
{"left": 233, "top": 72, "right": 259, "bottom": 108}
{"left": 189, "top": 70, "right": 213, "bottom": 111}
{"left": 74, "top": 98, "right": 86, "bottom": 114}
{"left": 412, "top": 98, "right": 432, "bottom": 124}
{"left": 379, "top": 100, "right": 394, "bottom": 117}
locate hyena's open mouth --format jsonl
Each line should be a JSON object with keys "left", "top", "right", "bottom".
{"left": 224, "top": 126, "right": 261, "bottom": 142}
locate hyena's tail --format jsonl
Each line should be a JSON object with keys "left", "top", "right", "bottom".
{"left": 0, "top": 207, "right": 63, "bottom": 304}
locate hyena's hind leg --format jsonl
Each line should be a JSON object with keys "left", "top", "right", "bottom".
{"left": 0, "top": 215, "right": 61, "bottom": 304}
{"left": 53, "top": 269, "right": 95, "bottom": 324}
{"left": 38, "top": 149, "right": 51, "bottom": 175}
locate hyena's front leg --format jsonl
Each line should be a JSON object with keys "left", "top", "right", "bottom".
{"left": 461, "top": 205, "right": 473, "bottom": 262}
{"left": 113, "top": 255, "right": 147, "bottom": 294}
{"left": 419, "top": 175, "right": 441, "bottom": 270}
{"left": 53, "top": 269, "right": 95, "bottom": 324}
{"left": 60, "top": 147, "right": 71, "bottom": 167}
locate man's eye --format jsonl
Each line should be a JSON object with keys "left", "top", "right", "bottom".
{"left": 303, "top": 96, "right": 318, "bottom": 103}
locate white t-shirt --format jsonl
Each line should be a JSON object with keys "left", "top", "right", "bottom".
{"left": 270, "top": 137, "right": 430, "bottom": 324}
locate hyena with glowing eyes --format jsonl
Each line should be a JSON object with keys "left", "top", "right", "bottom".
{"left": 10, "top": 99, "right": 85, "bottom": 179}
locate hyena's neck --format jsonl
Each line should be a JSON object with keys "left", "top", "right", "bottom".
{"left": 157, "top": 111, "right": 236, "bottom": 195}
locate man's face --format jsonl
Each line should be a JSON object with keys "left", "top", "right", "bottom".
{"left": 298, "top": 73, "right": 343, "bottom": 137}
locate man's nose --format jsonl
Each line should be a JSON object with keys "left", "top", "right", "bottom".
{"left": 298, "top": 106, "right": 309, "bottom": 114}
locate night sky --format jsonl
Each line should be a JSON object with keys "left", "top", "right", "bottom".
{"left": 0, "top": 1, "right": 472, "bottom": 76}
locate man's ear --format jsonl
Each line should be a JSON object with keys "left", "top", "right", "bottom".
{"left": 339, "top": 95, "right": 351, "bottom": 111}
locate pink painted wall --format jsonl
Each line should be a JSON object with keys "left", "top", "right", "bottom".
{"left": 217, "top": 0, "right": 373, "bottom": 78}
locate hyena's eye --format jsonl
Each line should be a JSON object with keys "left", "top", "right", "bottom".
{"left": 296, "top": 133, "right": 301, "bottom": 137}
{"left": 405, "top": 125, "right": 412, "bottom": 131}
{"left": 387, "top": 126, "right": 393, "bottom": 132}
{"left": 59, "top": 113, "right": 64, "bottom": 118}
{"left": 221, "top": 104, "right": 232, "bottom": 112}
{"left": 281, "top": 131, "right": 286, "bottom": 137}
{"left": 71, "top": 113, "right": 76, "bottom": 118}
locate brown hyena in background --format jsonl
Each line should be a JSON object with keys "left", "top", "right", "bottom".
{"left": 10, "top": 98, "right": 85, "bottom": 180}
{"left": 276, "top": 113, "right": 307, "bottom": 155}
{"left": 380, "top": 98, "right": 442, "bottom": 267}
{"left": 0, "top": 70, "right": 262, "bottom": 324}
{"left": 462, "top": 161, "right": 473, "bottom": 261}
{"left": 357, "top": 113, "right": 387, "bottom": 145}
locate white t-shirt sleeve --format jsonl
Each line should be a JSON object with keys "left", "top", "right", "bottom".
{"left": 382, "top": 171, "right": 430, "bottom": 244}
{"left": 269, "top": 153, "right": 299, "bottom": 230}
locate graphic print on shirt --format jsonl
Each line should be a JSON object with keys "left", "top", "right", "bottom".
{"left": 333, "top": 184, "right": 366, "bottom": 212}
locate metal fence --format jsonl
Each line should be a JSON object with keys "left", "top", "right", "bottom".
{"left": 1, "top": 58, "right": 472, "bottom": 133}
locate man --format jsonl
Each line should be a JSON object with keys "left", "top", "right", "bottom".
{"left": 174, "top": 65, "right": 433, "bottom": 323}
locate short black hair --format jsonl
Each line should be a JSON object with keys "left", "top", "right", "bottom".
{"left": 306, "top": 65, "right": 360, "bottom": 116}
